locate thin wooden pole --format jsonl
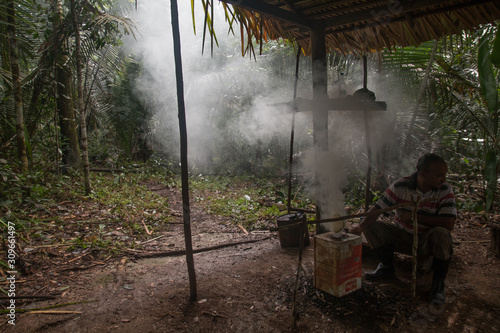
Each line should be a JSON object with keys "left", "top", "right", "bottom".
{"left": 363, "top": 55, "right": 373, "bottom": 212}
{"left": 411, "top": 195, "right": 420, "bottom": 299}
{"left": 53, "top": 79, "right": 60, "bottom": 176}
{"left": 280, "top": 198, "right": 435, "bottom": 227}
{"left": 292, "top": 213, "right": 307, "bottom": 328}
{"left": 170, "top": 0, "right": 197, "bottom": 302}
{"left": 287, "top": 46, "right": 302, "bottom": 214}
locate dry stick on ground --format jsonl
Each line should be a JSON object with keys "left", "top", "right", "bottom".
{"left": 141, "top": 219, "right": 152, "bottom": 235}
{"left": 0, "top": 300, "right": 96, "bottom": 314}
{"left": 0, "top": 295, "right": 56, "bottom": 300}
{"left": 202, "top": 311, "right": 229, "bottom": 319}
{"left": 0, "top": 280, "right": 26, "bottom": 285}
{"left": 238, "top": 224, "right": 249, "bottom": 235}
{"left": 28, "top": 310, "right": 82, "bottom": 315}
{"left": 58, "top": 262, "right": 105, "bottom": 272}
{"left": 130, "top": 235, "right": 275, "bottom": 259}
{"left": 140, "top": 235, "right": 166, "bottom": 245}
{"left": 68, "top": 252, "right": 90, "bottom": 263}
{"left": 459, "top": 240, "right": 490, "bottom": 243}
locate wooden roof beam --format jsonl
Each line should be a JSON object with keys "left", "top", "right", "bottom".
{"left": 322, "top": 0, "right": 497, "bottom": 30}
{"left": 325, "top": 0, "right": 499, "bottom": 36}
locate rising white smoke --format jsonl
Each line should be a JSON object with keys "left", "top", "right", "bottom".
{"left": 122, "top": 0, "right": 406, "bottom": 225}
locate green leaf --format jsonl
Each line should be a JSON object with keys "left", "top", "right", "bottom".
{"left": 478, "top": 35, "right": 498, "bottom": 115}
{"left": 191, "top": 0, "right": 196, "bottom": 34}
{"left": 492, "top": 24, "right": 500, "bottom": 68}
{"left": 484, "top": 150, "right": 498, "bottom": 211}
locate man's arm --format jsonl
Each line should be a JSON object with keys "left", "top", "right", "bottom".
{"left": 350, "top": 205, "right": 382, "bottom": 235}
{"left": 397, "top": 209, "right": 456, "bottom": 230}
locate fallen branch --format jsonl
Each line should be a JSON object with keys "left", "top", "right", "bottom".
{"left": 68, "top": 252, "right": 90, "bottom": 263}
{"left": 202, "top": 311, "right": 228, "bottom": 319}
{"left": 130, "top": 235, "right": 275, "bottom": 259}
{"left": 0, "top": 280, "right": 26, "bottom": 285}
{"left": 58, "top": 262, "right": 105, "bottom": 272}
{"left": 141, "top": 219, "right": 152, "bottom": 235}
{"left": 140, "top": 235, "right": 166, "bottom": 245}
{"left": 238, "top": 224, "right": 249, "bottom": 235}
{"left": 458, "top": 240, "right": 490, "bottom": 243}
{"left": 0, "top": 295, "right": 56, "bottom": 300}
{"left": 31, "top": 243, "right": 76, "bottom": 248}
{"left": 28, "top": 310, "right": 82, "bottom": 314}
{"left": 68, "top": 219, "right": 121, "bottom": 224}
{"left": 0, "top": 300, "right": 96, "bottom": 314}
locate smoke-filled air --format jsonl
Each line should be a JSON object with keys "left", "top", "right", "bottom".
{"left": 123, "top": 0, "right": 408, "bottom": 223}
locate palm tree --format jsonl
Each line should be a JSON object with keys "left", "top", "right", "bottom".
{"left": 5, "top": 0, "right": 28, "bottom": 173}
{"left": 382, "top": 25, "right": 500, "bottom": 209}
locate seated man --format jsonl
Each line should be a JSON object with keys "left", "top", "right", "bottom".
{"left": 350, "top": 153, "right": 457, "bottom": 304}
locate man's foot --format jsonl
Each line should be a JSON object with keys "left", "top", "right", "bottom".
{"left": 364, "top": 262, "right": 395, "bottom": 280}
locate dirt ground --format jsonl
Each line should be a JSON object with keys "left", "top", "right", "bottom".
{"left": 2, "top": 184, "right": 500, "bottom": 333}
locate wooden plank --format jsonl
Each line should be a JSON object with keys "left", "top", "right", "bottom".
{"left": 275, "top": 97, "right": 387, "bottom": 112}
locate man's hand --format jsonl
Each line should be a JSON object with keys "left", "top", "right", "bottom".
{"left": 396, "top": 208, "right": 413, "bottom": 224}
{"left": 350, "top": 224, "right": 363, "bottom": 235}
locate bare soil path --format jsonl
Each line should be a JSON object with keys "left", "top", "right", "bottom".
{"left": 2, "top": 185, "right": 499, "bottom": 332}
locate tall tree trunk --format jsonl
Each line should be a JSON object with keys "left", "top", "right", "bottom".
{"left": 6, "top": 0, "right": 28, "bottom": 173}
{"left": 71, "top": 0, "right": 91, "bottom": 194}
{"left": 52, "top": 0, "right": 81, "bottom": 168}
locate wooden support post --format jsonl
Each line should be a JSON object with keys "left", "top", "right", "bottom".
{"left": 170, "top": 0, "right": 197, "bottom": 302}
{"left": 287, "top": 47, "right": 302, "bottom": 214}
{"left": 311, "top": 21, "right": 328, "bottom": 231}
{"left": 362, "top": 55, "right": 373, "bottom": 212}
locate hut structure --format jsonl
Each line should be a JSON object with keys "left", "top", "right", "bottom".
{"left": 170, "top": 0, "right": 500, "bottom": 301}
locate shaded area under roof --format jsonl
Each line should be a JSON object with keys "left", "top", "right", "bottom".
{"left": 221, "top": 0, "right": 500, "bottom": 54}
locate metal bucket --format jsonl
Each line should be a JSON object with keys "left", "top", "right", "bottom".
{"left": 314, "top": 232, "right": 362, "bottom": 297}
{"left": 277, "top": 212, "right": 310, "bottom": 248}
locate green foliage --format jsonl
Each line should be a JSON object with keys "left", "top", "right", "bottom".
{"left": 196, "top": 175, "right": 314, "bottom": 230}
{"left": 108, "top": 58, "right": 152, "bottom": 161}
{"left": 0, "top": 160, "right": 54, "bottom": 211}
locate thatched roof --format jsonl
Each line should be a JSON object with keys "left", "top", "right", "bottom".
{"left": 221, "top": 0, "right": 500, "bottom": 54}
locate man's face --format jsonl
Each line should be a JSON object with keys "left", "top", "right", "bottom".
{"left": 421, "top": 162, "right": 448, "bottom": 190}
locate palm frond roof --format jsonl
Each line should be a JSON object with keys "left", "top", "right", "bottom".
{"left": 221, "top": 0, "right": 500, "bottom": 54}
